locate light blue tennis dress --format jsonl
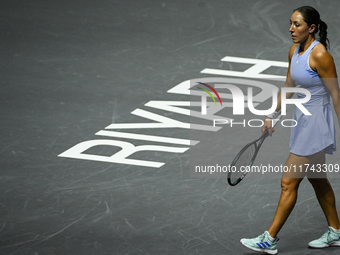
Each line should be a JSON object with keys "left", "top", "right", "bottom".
{"left": 289, "top": 40, "right": 336, "bottom": 156}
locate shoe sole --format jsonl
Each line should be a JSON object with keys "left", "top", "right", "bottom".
{"left": 240, "top": 240, "right": 278, "bottom": 254}
{"left": 309, "top": 241, "right": 340, "bottom": 249}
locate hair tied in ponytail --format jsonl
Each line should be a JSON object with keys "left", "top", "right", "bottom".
{"left": 294, "top": 6, "right": 329, "bottom": 50}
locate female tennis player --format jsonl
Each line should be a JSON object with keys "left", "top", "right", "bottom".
{"left": 240, "top": 6, "right": 340, "bottom": 254}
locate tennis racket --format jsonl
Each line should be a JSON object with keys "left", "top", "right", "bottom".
{"left": 227, "top": 111, "right": 282, "bottom": 186}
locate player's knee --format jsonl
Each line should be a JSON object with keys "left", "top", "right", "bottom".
{"left": 281, "top": 178, "right": 300, "bottom": 192}
{"left": 308, "top": 177, "right": 329, "bottom": 189}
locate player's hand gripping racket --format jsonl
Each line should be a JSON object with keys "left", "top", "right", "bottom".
{"left": 227, "top": 111, "right": 282, "bottom": 186}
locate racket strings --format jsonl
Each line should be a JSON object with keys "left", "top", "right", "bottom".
{"left": 229, "top": 144, "right": 256, "bottom": 184}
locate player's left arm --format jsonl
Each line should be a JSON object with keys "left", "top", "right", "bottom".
{"left": 312, "top": 46, "right": 340, "bottom": 128}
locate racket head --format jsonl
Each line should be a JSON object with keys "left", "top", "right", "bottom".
{"left": 227, "top": 111, "right": 282, "bottom": 186}
{"left": 227, "top": 142, "right": 258, "bottom": 186}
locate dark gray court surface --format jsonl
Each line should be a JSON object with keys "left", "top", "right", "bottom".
{"left": 2, "top": 0, "right": 340, "bottom": 254}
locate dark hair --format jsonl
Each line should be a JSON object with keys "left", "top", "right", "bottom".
{"left": 293, "top": 6, "right": 329, "bottom": 50}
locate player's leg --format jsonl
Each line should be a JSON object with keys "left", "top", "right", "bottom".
{"left": 307, "top": 153, "right": 340, "bottom": 248}
{"left": 307, "top": 153, "right": 340, "bottom": 230}
{"left": 308, "top": 179, "right": 340, "bottom": 228}
{"left": 240, "top": 152, "right": 308, "bottom": 254}
{"left": 267, "top": 152, "right": 311, "bottom": 238}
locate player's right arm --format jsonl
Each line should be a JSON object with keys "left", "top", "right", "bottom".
{"left": 262, "top": 44, "right": 297, "bottom": 135}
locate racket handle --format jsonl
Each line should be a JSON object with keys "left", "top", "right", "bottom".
{"left": 263, "top": 110, "right": 281, "bottom": 136}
